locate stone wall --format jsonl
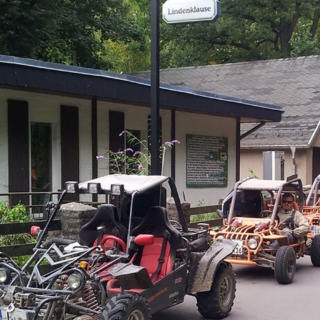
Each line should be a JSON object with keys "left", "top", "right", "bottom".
{"left": 55, "top": 201, "right": 191, "bottom": 241}
{"left": 166, "top": 197, "right": 191, "bottom": 226}
{"left": 53, "top": 202, "right": 96, "bottom": 242}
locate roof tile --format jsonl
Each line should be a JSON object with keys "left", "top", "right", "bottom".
{"left": 133, "top": 56, "right": 320, "bottom": 148}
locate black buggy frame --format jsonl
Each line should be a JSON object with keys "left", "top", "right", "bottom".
{"left": 0, "top": 174, "right": 237, "bottom": 320}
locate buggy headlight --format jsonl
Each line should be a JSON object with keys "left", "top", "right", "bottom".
{"left": 248, "top": 238, "right": 258, "bottom": 249}
{"left": 65, "top": 182, "right": 79, "bottom": 193}
{"left": 111, "top": 184, "right": 124, "bottom": 196}
{"left": 67, "top": 273, "right": 83, "bottom": 290}
{"left": 0, "top": 268, "right": 11, "bottom": 284}
{"left": 87, "top": 183, "right": 101, "bottom": 194}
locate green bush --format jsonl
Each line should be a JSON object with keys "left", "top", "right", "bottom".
{"left": 190, "top": 212, "right": 219, "bottom": 223}
{"left": 0, "top": 202, "right": 30, "bottom": 223}
{"left": 0, "top": 202, "right": 36, "bottom": 266}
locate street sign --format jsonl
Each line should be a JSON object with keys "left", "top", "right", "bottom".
{"left": 163, "top": 0, "right": 220, "bottom": 24}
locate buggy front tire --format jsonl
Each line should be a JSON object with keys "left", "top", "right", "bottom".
{"left": 102, "top": 293, "right": 150, "bottom": 320}
{"left": 196, "top": 262, "right": 236, "bottom": 319}
{"left": 274, "top": 246, "right": 296, "bottom": 284}
{"left": 310, "top": 234, "right": 320, "bottom": 266}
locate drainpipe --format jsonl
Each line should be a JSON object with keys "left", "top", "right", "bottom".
{"left": 290, "top": 146, "right": 296, "bottom": 175}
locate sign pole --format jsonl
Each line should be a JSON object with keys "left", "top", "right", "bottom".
{"left": 150, "top": 0, "right": 160, "bottom": 175}
{"left": 150, "top": 0, "right": 221, "bottom": 174}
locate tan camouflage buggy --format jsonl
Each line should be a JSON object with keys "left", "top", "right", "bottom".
{"left": 211, "top": 175, "right": 320, "bottom": 284}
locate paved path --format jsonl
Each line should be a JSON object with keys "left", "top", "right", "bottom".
{"left": 153, "top": 256, "right": 320, "bottom": 320}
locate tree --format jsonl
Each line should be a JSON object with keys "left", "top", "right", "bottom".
{"left": 0, "top": 0, "right": 143, "bottom": 69}
{"left": 159, "top": 0, "right": 320, "bottom": 67}
{"left": 102, "top": 0, "right": 151, "bottom": 73}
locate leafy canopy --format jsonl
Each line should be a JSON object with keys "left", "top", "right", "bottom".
{"left": 160, "top": 0, "right": 320, "bottom": 67}
{"left": 0, "top": 0, "right": 143, "bottom": 69}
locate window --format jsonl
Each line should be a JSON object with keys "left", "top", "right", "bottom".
{"left": 31, "top": 122, "right": 52, "bottom": 212}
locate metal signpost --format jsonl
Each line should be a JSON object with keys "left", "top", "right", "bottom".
{"left": 150, "top": 0, "right": 220, "bottom": 174}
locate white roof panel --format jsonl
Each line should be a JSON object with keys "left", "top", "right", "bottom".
{"left": 78, "top": 174, "right": 169, "bottom": 194}
{"left": 237, "top": 178, "right": 300, "bottom": 191}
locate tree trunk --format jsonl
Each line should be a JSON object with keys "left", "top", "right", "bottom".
{"left": 310, "top": 8, "right": 320, "bottom": 39}
{"left": 72, "top": 50, "right": 77, "bottom": 66}
{"left": 279, "top": 19, "right": 292, "bottom": 56}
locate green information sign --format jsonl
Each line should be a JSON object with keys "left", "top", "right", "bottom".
{"left": 186, "top": 134, "right": 228, "bottom": 187}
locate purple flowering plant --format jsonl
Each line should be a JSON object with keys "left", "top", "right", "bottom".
{"left": 97, "top": 130, "right": 180, "bottom": 175}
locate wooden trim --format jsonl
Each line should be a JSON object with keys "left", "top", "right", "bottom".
{"left": 8, "top": 99, "right": 29, "bottom": 206}
{"left": 61, "top": 105, "right": 79, "bottom": 201}
{"left": 109, "top": 111, "right": 124, "bottom": 153}
{"left": 91, "top": 99, "right": 98, "bottom": 202}
{"left": 312, "top": 147, "right": 320, "bottom": 181}
{"left": 236, "top": 118, "right": 240, "bottom": 181}
{"left": 0, "top": 220, "right": 61, "bottom": 235}
{"left": 190, "top": 205, "right": 220, "bottom": 215}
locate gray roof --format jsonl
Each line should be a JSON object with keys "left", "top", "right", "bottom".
{"left": 0, "top": 55, "right": 282, "bottom": 123}
{"left": 133, "top": 56, "right": 320, "bottom": 149}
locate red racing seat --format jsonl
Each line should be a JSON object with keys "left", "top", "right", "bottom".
{"left": 107, "top": 206, "right": 182, "bottom": 295}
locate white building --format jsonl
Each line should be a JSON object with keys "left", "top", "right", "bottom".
{"left": 0, "top": 55, "right": 282, "bottom": 207}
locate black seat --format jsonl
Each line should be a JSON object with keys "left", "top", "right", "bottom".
{"left": 131, "top": 206, "right": 182, "bottom": 251}
{"left": 79, "top": 204, "right": 127, "bottom": 247}
{"left": 107, "top": 206, "right": 183, "bottom": 295}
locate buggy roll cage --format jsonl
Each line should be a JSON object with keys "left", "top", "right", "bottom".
{"left": 306, "top": 174, "right": 320, "bottom": 206}
{"left": 35, "top": 175, "right": 188, "bottom": 253}
{"left": 227, "top": 175, "right": 304, "bottom": 227}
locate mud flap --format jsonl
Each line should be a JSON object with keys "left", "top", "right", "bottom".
{"left": 187, "top": 239, "right": 237, "bottom": 293}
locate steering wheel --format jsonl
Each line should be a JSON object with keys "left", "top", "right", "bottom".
{"left": 259, "top": 210, "right": 272, "bottom": 218}
{"left": 98, "top": 235, "right": 127, "bottom": 253}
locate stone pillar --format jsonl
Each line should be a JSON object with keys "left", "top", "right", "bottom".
{"left": 52, "top": 202, "right": 96, "bottom": 242}
{"left": 166, "top": 197, "right": 191, "bottom": 227}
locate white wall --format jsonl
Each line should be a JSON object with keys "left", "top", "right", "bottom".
{"left": 0, "top": 89, "right": 92, "bottom": 194}
{"left": 0, "top": 88, "right": 238, "bottom": 207}
{"left": 174, "top": 112, "right": 237, "bottom": 206}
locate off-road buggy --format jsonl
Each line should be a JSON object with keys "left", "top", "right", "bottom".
{"left": 301, "top": 174, "right": 320, "bottom": 266}
{"left": 211, "top": 175, "right": 320, "bottom": 284}
{"left": 0, "top": 174, "right": 237, "bottom": 320}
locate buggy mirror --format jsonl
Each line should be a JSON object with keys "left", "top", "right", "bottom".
{"left": 134, "top": 234, "right": 154, "bottom": 246}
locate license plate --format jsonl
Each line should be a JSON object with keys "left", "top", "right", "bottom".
{"left": 232, "top": 240, "right": 243, "bottom": 255}
{"left": 311, "top": 225, "right": 320, "bottom": 236}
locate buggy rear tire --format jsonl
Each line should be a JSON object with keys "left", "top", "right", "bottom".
{"left": 274, "top": 246, "right": 296, "bottom": 284}
{"left": 310, "top": 235, "right": 320, "bottom": 267}
{"left": 196, "top": 262, "right": 236, "bottom": 319}
{"left": 102, "top": 293, "right": 150, "bottom": 320}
